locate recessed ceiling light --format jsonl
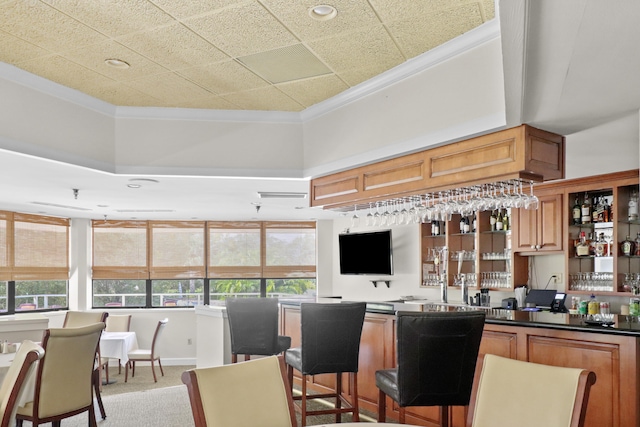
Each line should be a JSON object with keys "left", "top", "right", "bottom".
{"left": 309, "top": 4, "right": 337, "bottom": 21}
{"left": 127, "top": 184, "right": 141, "bottom": 189}
{"left": 105, "top": 58, "right": 130, "bottom": 69}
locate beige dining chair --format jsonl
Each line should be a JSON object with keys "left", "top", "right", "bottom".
{"left": 104, "top": 314, "right": 132, "bottom": 374}
{"left": 61, "top": 311, "right": 108, "bottom": 419}
{"left": 466, "top": 354, "right": 596, "bottom": 427}
{"left": 0, "top": 340, "right": 44, "bottom": 427}
{"left": 182, "top": 355, "right": 297, "bottom": 427}
{"left": 125, "top": 318, "right": 168, "bottom": 383}
{"left": 16, "top": 322, "right": 105, "bottom": 427}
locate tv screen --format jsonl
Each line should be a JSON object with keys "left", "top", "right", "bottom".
{"left": 339, "top": 230, "right": 393, "bottom": 275}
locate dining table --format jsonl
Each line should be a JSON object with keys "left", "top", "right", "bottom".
{"left": 99, "top": 331, "right": 138, "bottom": 384}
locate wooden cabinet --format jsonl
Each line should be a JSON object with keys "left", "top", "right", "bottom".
{"left": 310, "top": 124, "right": 564, "bottom": 210}
{"left": 512, "top": 188, "right": 563, "bottom": 253}
{"left": 561, "top": 170, "right": 640, "bottom": 297}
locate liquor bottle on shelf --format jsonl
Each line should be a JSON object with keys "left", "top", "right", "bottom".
{"left": 629, "top": 189, "right": 639, "bottom": 221}
{"left": 594, "top": 233, "right": 608, "bottom": 257}
{"left": 581, "top": 192, "right": 591, "bottom": 224}
{"left": 495, "top": 210, "right": 504, "bottom": 231}
{"left": 459, "top": 216, "right": 465, "bottom": 234}
{"left": 602, "top": 197, "right": 611, "bottom": 222}
{"left": 490, "top": 210, "right": 497, "bottom": 231}
{"left": 635, "top": 233, "right": 640, "bottom": 256}
{"left": 432, "top": 220, "right": 440, "bottom": 236}
{"left": 472, "top": 213, "right": 477, "bottom": 232}
{"left": 463, "top": 216, "right": 470, "bottom": 234}
{"left": 621, "top": 235, "right": 635, "bottom": 256}
{"left": 592, "top": 197, "right": 600, "bottom": 223}
{"left": 575, "top": 231, "right": 590, "bottom": 257}
{"left": 503, "top": 210, "right": 509, "bottom": 231}
{"left": 572, "top": 195, "right": 582, "bottom": 225}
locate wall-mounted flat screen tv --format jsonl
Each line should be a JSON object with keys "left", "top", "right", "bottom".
{"left": 339, "top": 230, "right": 393, "bottom": 275}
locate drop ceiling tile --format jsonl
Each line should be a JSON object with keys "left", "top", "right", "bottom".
{"left": 183, "top": 2, "right": 298, "bottom": 57}
{"left": 307, "top": 25, "right": 405, "bottom": 74}
{"left": 339, "top": 63, "right": 401, "bottom": 88}
{"left": 221, "top": 86, "right": 304, "bottom": 112}
{"left": 84, "top": 81, "right": 162, "bottom": 107}
{"left": 386, "top": 4, "right": 486, "bottom": 59}
{"left": 116, "top": 23, "right": 229, "bottom": 71}
{"left": 61, "top": 40, "right": 169, "bottom": 82}
{"left": 260, "top": 0, "right": 380, "bottom": 41}
{"left": 125, "top": 72, "right": 215, "bottom": 103}
{"left": 172, "top": 95, "right": 241, "bottom": 110}
{"left": 0, "top": 1, "right": 108, "bottom": 52}
{"left": 0, "top": 30, "right": 50, "bottom": 64}
{"left": 16, "top": 55, "right": 119, "bottom": 95}
{"left": 276, "top": 74, "right": 349, "bottom": 108}
{"left": 42, "top": 0, "right": 175, "bottom": 38}
{"left": 149, "top": 0, "right": 243, "bottom": 20}
{"left": 178, "top": 60, "right": 269, "bottom": 95}
{"left": 368, "top": 0, "right": 476, "bottom": 22}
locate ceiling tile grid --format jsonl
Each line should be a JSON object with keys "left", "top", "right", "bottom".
{"left": 0, "top": 0, "right": 494, "bottom": 111}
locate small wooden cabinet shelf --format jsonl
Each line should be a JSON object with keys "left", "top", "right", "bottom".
{"left": 559, "top": 170, "right": 640, "bottom": 296}
{"left": 420, "top": 211, "right": 527, "bottom": 292}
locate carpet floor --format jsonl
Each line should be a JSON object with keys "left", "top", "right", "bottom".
{"left": 17, "top": 365, "right": 375, "bottom": 426}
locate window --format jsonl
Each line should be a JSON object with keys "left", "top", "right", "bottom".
{"left": 92, "top": 220, "right": 316, "bottom": 307}
{"left": 0, "top": 212, "right": 69, "bottom": 314}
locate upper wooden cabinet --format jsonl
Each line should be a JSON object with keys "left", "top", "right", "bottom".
{"left": 310, "top": 124, "right": 565, "bottom": 209}
{"left": 512, "top": 188, "right": 564, "bottom": 254}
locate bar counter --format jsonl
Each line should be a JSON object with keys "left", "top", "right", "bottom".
{"left": 280, "top": 298, "right": 640, "bottom": 427}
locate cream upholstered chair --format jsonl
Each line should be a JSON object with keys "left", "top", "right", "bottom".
{"left": 0, "top": 340, "right": 44, "bottom": 427}
{"left": 63, "top": 310, "right": 108, "bottom": 328}
{"left": 62, "top": 310, "right": 108, "bottom": 418}
{"left": 467, "top": 354, "right": 596, "bottom": 427}
{"left": 16, "top": 323, "right": 105, "bottom": 427}
{"left": 104, "top": 314, "right": 132, "bottom": 374}
{"left": 125, "top": 318, "right": 168, "bottom": 383}
{"left": 182, "top": 355, "right": 297, "bottom": 427}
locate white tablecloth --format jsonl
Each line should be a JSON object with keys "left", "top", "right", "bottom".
{"left": 99, "top": 332, "right": 138, "bottom": 366}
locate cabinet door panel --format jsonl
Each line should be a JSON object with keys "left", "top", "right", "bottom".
{"left": 538, "top": 193, "right": 563, "bottom": 251}
{"left": 512, "top": 207, "right": 537, "bottom": 252}
{"left": 528, "top": 336, "right": 620, "bottom": 427}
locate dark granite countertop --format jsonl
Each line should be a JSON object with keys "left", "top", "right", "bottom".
{"left": 279, "top": 298, "right": 640, "bottom": 337}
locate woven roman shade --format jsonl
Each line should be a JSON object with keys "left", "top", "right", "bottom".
{"left": 0, "top": 211, "right": 69, "bottom": 281}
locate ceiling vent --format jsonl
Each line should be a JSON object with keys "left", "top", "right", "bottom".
{"left": 257, "top": 192, "right": 307, "bottom": 199}
{"left": 237, "top": 44, "right": 332, "bottom": 84}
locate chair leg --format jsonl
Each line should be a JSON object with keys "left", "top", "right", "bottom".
{"left": 378, "top": 388, "right": 387, "bottom": 422}
{"left": 158, "top": 358, "right": 165, "bottom": 377}
{"left": 301, "top": 374, "right": 308, "bottom": 427}
{"left": 232, "top": 354, "right": 238, "bottom": 363}
{"left": 132, "top": 360, "right": 136, "bottom": 377}
{"left": 125, "top": 361, "right": 131, "bottom": 382}
{"left": 440, "top": 405, "right": 449, "bottom": 427}
{"left": 335, "top": 373, "right": 342, "bottom": 423}
{"left": 351, "top": 372, "right": 360, "bottom": 422}
{"left": 287, "top": 364, "right": 294, "bottom": 393}
{"left": 89, "top": 399, "right": 97, "bottom": 427}
{"left": 118, "top": 358, "right": 122, "bottom": 374}
{"left": 94, "top": 368, "right": 107, "bottom": 419}
{"left": 151, "top": 360, "right": 157, "bottom": 382}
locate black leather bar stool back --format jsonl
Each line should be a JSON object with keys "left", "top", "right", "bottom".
{"left": 225, "top": 297, "right": 291, "bottom": 363}
{"left": 376, "top": 310, "right": 486, "bottom": 426}
{"left": 285, "top": 302, "right": 367, "bottom": 427}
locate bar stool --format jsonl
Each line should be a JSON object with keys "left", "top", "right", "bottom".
{"left": 376, "top": 310, "right": 486, "bottom": 426}
{"left": 225, "top": 297, "right": 291, "bottom": 363}
{"left": 285, "top": 302, "right": 367, "bottom": 427}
